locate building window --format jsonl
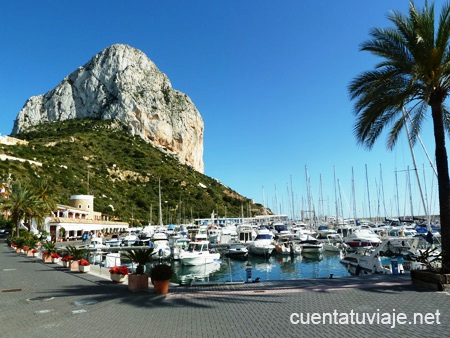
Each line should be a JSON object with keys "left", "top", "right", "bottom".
{"left": 78, "top": 204, "right": 82, "bottom": 208}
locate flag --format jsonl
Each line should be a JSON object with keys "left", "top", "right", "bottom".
{"left": 0, "top": 185, "right": 5, "bottom": 195}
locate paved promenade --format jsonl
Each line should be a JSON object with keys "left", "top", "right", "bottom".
{"left": 1, "top": 242, "right": 449, "bottom": 338}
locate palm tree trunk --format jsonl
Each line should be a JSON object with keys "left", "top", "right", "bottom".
{"left": 431, "top": 105, "right": 450, "bottom": 272}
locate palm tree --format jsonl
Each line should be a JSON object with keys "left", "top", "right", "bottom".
{"left": 349, "top": 1, "right": 450, "bottom": 272}
{"left": 32, "top": 179, "right": 57, "bottom": 231}
{"left": 1, "top": 182, "right": 39, "bottom": 236}
{"left": 0, "top": 181, "right": 55, "bottom": 237}
{"left": 122, "top": 249, "right": 154, "bottom": 274}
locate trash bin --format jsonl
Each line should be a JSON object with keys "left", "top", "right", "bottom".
{"left": 391, "top": 258, "right": 399, "bottom": 275}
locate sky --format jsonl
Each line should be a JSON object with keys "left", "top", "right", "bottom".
{"left": 0, "top": 1, "right": 445, "bottom": 220}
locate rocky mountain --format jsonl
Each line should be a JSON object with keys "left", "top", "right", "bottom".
{"left": 12, "top": 44, "right": 204, "bottom": 172}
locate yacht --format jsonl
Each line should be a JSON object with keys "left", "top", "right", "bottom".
{"left": 223, "top": 242, "right": 249, "bottom": 260}
{"left": 344, "top": 228, "right": 381, "bottom": 248}
{"left": 152, "top": 232, "right": 171, "bottom": 259}
{"left": 275, "top": 234, "right": 302, "bottom": 255}
{"left": 180, "top": 240, "right": 221, "bottom": 266}
{"left": 340, "top": 237, "right": 424, "bottom": 275}
{"left": 247, "top": 228, "right": 275, "bottom": 256}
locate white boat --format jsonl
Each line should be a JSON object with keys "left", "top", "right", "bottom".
{"left": 171, "top": 238, "right": 191, "bottom": 260}
{"left": 344, "top": 228, "right": 382, "bottom": 248}
{"left": 152, "top": 232, "right": 171, "bottom": 259}
{"left": 340, "top": 237, "right": 424, "bottom": 275}
{"left": 180, "top": 240, "right": 221, "bottom": 266}
{"left": 316, "top": 225, "right": 337, "bottom": 239}
{"left": 236, "top": 224, "right": 256, "bottom": 244}
{"left": 322, "top": 234, "right": 348, "bottom": 253}
{"left": 121, "top": 229, "right": 138, "bottom": 246}
{"left": 105, "top": 235, "right": 121, "bottom": 247}
{"left": 248, "top": 228, "right": 275, "bottom": 256}
{"left": 217, "top": 224, "right": 238, "bottom": 244}
{"left": 299, "top": 239, "right": 324, "bottom": 254}
{"left": 223, "top": 242, "right": 248, "bottom": 259}
{"left": 275, "top": 234, "right": 302, "bottom": 255}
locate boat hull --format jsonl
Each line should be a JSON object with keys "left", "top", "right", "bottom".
{"left": 248, "top": 244, "right": 275, "bottom": 256}
{"left": 180, "top": 253, "right": 221, "bottom": 266}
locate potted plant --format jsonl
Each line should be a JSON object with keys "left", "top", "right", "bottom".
{"left": 51, "top": 253, "right": 61, "bottom": 263}
{"left": 66, "top": 245, "right": 86, "bottom": 271}
{"left": 121, "top": 248, "right": 154, "bottom": 291}
{"left": 41, "top": 241, "right": 57, "bottom": 263}
{"left": 14, "top": 237, "right": 25, "bottom": 253}
{"left": 411, "top": 246, "right": 449, "bottom": 291}
{"left": 150, "top": 263, "right": 174, "bottom": 294}
{"left": 32, "top": 249, "right": 39, "bottom": 257}
{"left": 109, "top": 265, "right": 130, "bottom": 283}
{"left": 24, "top": 237, "right": 38, "bottom": 257}
{"left": 61, "top": 255, "right": 73, "bottom": 268}
{"left": 78, "top": 258, "right": 91, "bottom": 273}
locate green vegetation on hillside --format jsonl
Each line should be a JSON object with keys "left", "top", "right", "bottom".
{"left": 0, "top": 119, "right": 268, "bottom": 225}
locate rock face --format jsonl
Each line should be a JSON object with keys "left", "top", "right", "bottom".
{"left": 12, "top": 44, "right": 204, "bottom": 172}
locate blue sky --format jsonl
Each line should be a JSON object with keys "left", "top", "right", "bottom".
{"left": 0, "top": 1, "right": 444, "bottom": 220}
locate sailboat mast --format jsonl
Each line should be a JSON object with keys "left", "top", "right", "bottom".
{"left": 158, "top": 177, "right": 163, "bottom": 226}
{"left": 402, "top": 107, "right": 431, "bottom": 230}
{"left": 365, "top": 164, "right": 372, "bottom": 220}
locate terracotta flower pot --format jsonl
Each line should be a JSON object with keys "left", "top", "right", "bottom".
{"left": 69, "top": 260, "right": 79, "bottom": 271}
{"left": 151, "top": 279, "right": 170, "bottom": 294}
{"left": 42, "top": 254, "right": 52, "bottom": 263}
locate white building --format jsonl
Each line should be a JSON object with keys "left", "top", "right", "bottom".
{"left": 46, "top": 194, "right": 128, "bottom": 241}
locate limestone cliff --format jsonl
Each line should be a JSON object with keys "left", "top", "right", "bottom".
{"left": 12, "top": 44, "right": 204, "bottom": 172}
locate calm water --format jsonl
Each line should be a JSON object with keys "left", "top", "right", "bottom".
{"left": 170, "top": 251, "right": 351, "bottom": 284}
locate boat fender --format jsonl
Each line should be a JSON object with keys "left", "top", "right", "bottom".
{"left": 355, "top": 265, "right": 361, "bottom": 276}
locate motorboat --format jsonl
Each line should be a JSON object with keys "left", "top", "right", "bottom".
{"left": 152, "top": 232, "right": 171, "bottom": 259}
{"left": 275, "top": 234, "right": 302, "bottom": 255}
{"left": 223, "top": 242, "right": 248, "bottom": 260}
{"left": 236, "top": 224, "right": 256, "bottom": 244}
{"left": 171, "top": 237, "right": 191, "bottom": 260}
{"left": 105, "top": 234, "right": 121, "bottom": 247}
{"left": 340, "top": 237, "right": 424, "bottom": 275}
{"left": 322, "top": 234, "right": 348, "bottom": 253}
{"left": 247, "top": 228, "right": 275, "bottom": 256}
{"left": 315, "top": 225, "right": 337, "bottom": 239}
{"left": 299, "top": 239, "right": 324, "bottom": 254}
{"left": 344, "top": 228, "right": 382, "bottom": 248}
{"left": 179, "top": 240, "right": 221, "bottom": 266}
{"left": 121, "top": 232, "right": 137, "bottom": 246}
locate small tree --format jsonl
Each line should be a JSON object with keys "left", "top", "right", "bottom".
{"left": 122, "top": 249, "right": 154, "bottom": 274}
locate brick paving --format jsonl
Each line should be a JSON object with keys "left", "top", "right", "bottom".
{"left": 1, "top": 242, "right": 449, "bottom": 338}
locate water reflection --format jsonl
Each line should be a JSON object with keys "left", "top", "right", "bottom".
{"left": 170, "top": 251, "right": 350, "bottom": 284}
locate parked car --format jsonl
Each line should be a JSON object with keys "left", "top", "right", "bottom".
{"left": 0, "top": 228, "right": 11, "bottom": 237}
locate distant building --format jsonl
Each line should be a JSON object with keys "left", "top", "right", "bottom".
{"left": 45, "top": 194, "right": 128, "bottom": 241}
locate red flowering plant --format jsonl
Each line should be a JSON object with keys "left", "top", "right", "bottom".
{"left": 61, "top": 255, "right": 73, "bottom": 262}
{"left": 109, "top": 265, "right": 130, "bottom": 275}
{"left": 79, "top": 258, "right": 90, "bottom": 266}
{"left": 51, "top": 253, "right": 60, "bottom": 259}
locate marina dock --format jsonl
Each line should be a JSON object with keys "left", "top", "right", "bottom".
{"left": 1, "top": 242, "right": 448, "bottom": 338}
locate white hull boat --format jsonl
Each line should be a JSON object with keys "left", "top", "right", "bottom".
{"left": 180, "top": 240, "right": 221, "bottom": 266}
{"left": 340, "top": 237, "right": 424, "bottom": 275}
{"left": 248, "top": 228, "right": 275, "bottom": 256}
{"left": 275, "top": 234, "right": 302, "bottom": 255}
